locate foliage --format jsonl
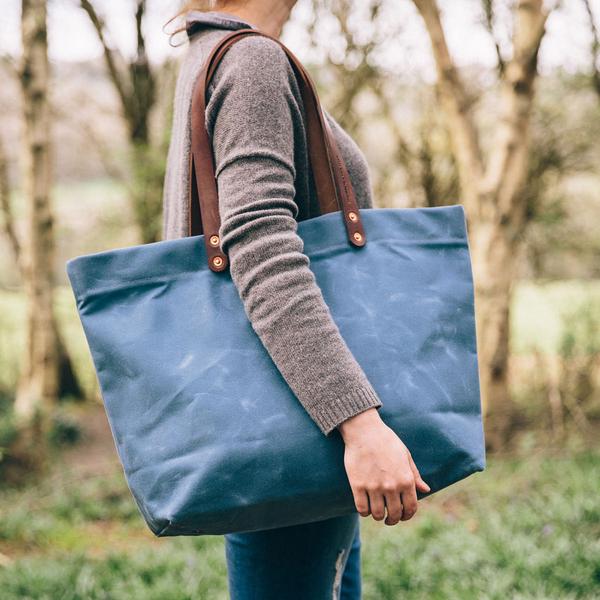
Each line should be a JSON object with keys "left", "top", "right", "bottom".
{"left": 0, "top": 544, "right": 228, "bottom": 600}
{"left": 48, "top": 409, "right": 82, "bottom": 448}
{"left": 0, "top": 450, "right": 598, "bottom": 599}
{"left": 361, "top": 451, "right": 600, "bottom": 599}
{"left": 524, "top": 73, "right": 600, "bottom": 279}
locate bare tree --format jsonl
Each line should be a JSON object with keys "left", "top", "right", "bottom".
{"left": 79, "top": 0, "right": 162, "bottom": 244}
{"left": 309, "top": 0, "right": 444, "bottom": 207}
{"left": 14, "top": 0, "right": 58, "bottom": 423}
{"left": 310, "top": 0, "right": 383, "bottom": 132}
{"left": 14, "top": 0, "right": 84, "bottom": 428}
{"left": 412, "top": 0, "right": 552, "bottom": 450}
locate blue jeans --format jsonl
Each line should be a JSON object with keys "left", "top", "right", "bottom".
{"left": 224, "top": 513, "right": 361, "bottom": 599}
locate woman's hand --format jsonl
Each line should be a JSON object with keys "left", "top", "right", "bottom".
{"left": 337, "top": 408, "right": 431, "bottom": 526}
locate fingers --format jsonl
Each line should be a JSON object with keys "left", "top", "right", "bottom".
{"left": 400, "top": 484, "right": 418, "bottom": 521}
{"left": 383, "top": 491, "right": 403, "bottom": 526}
{"left": 351, "top": 486, "right": 371, "bottom": 517}
{"left": 344, "top": 435, "right": 431, "bottom": 528}
{"left": 368, "top": 490, "right": 386, "bottom": 521}
{"left": 364, "top": 462, "right": 425, "bottom": 525}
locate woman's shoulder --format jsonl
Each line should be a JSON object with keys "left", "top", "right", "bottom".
{"left": 188, "top": 31, "right": 297, "bottom": 93}
{"left": 221, "top": 34, "right": 292, "bottom": 71}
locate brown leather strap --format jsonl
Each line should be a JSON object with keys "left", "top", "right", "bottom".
{"left": 190, "top": 28, "right": 366, "bottom": 272}
{"left": 322, "top": 116, "right": 366, "bottom": 246}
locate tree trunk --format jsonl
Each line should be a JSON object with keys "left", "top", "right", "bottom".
{"left": 131, "top": 141, "right": 163, "bottom": 244}
{"left": 469, "top": 218, "right": 523, "bottom": 451}
{"left": 14, "top": 0, "right": 59, "bottom": 424}
{"left": 413, "top": 0, "right": 549, "bottom": 451}
{"left": 57, "top": 321, "right": 85, "bottom": 402}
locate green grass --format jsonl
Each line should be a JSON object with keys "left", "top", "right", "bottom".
{"left": 360, "top": 450, "right": 600, "bottom": 599}
{"left": 511, "top": 280, "right": 600, "bottom": 355}
{"left": 0, "top": 449, "right": 598, "bottom": 599}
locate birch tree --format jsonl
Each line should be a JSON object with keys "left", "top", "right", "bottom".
{"left": 0, "top": 23, "right": 85, "bottom": 425}
{"left": 14, "top": 0, "right": 58, "bottom": 423}
{"left": 412, "top": 0, "right": 552, "bottom": 450}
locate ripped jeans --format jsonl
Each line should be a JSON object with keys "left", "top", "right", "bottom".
{"left": 224, "top": 513, "right": 361, "bottom": 600}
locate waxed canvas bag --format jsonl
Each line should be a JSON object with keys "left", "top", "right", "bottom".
{"left": 66, "top": 29, "right": 486, "bottom": 536}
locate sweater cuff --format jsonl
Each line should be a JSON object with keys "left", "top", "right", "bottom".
{"left": 311, "top": 386, "right": 383, "bottom": 436}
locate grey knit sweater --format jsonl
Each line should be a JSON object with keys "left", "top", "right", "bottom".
{"left": 162, "top": 11, "right": 382, "bottom": 435}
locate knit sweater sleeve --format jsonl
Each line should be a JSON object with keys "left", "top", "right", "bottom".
{"left": 204, "top": 35, "right": 382, "bottom": 436}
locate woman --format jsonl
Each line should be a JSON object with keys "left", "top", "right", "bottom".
{"left": 163, "top": 1, "right": 431, "bottom": 598}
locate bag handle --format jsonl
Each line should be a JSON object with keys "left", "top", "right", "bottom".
{"left": 204, "top": 31, "right": 366, "bottom": 237}
{"left": 189, "top": 28, "right": 367, "bottom": 272}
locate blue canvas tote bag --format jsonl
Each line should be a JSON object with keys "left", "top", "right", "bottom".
{"left": 66, "top": 29, "right": 486, "bottom": 537}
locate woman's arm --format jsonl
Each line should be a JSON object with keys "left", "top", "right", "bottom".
{"left": 205, "top": 35, "right": 382, "bottom": 436}
{"left": 205, "top": 35, "right": 430, "bottom": 524}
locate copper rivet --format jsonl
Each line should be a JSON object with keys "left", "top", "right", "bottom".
{"left": 353, "top": 232, "right": 363, "bottom": 243}
{"left": 209, "top": 235, "right": 220, "bottom": 246}
{"left": 212, "top": 256, "right": 224, "bottom": 268}
{"left": 348, "top": 211, "right": 358, "bottom": 222}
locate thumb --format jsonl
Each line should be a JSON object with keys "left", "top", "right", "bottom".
{"left": 408, "top": 453, "right": 431, "bottom": 492}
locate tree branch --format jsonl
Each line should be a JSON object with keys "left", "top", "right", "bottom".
{"left": 79, "top": 0, "right": 132, "bottom": 119}
{"left": 412, "top": 0, "right": 484, "bottom": 214}
{"left": 481, "top": 0, "right": 506, "bottom": 76}
{"left": 128, "top": 0, "right": 155, "bottom": 143}
{"left": 482, "top": 0, "right": 550, "bottom": 217}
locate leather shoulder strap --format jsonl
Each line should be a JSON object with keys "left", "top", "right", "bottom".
{"left": 190, "top": 28, "right": 366, "bottom": 272}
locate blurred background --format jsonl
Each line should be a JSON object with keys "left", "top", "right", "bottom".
{"left": 0, "top": 0, "right": 599, "bottom": 598}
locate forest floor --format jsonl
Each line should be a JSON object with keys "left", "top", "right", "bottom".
{"left": 0, "top": 403, "right": 599, "bottom": 600}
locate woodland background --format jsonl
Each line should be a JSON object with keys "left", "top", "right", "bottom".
{"left": 0, "top": 0, "right": 599, "bottom": 598}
